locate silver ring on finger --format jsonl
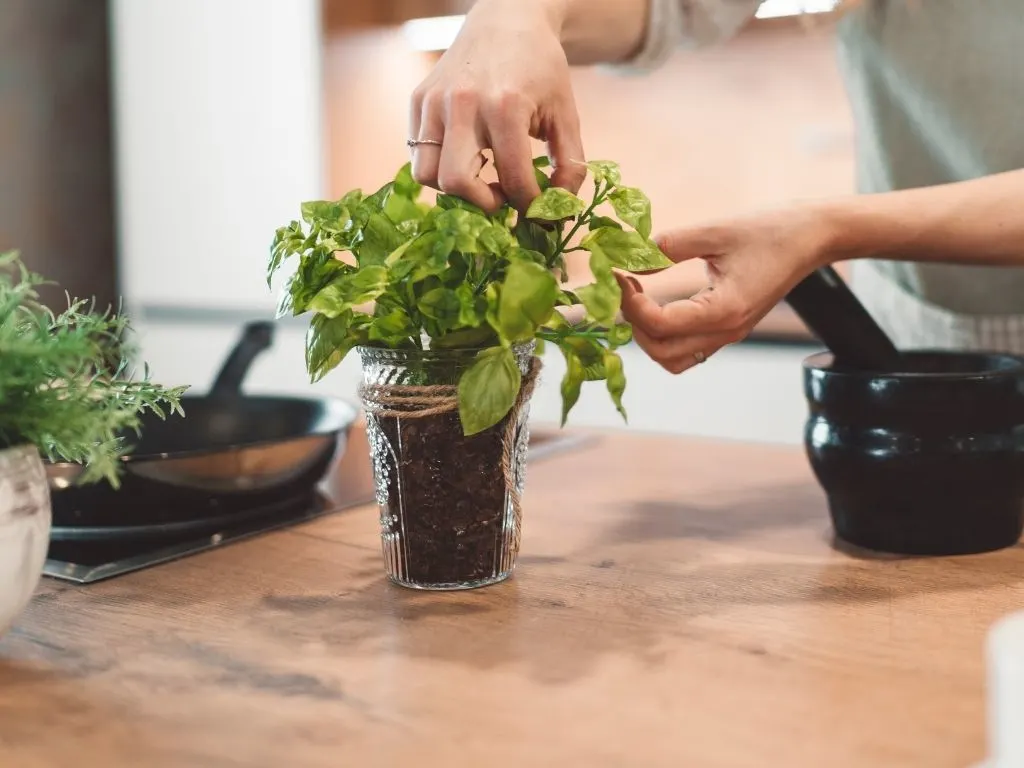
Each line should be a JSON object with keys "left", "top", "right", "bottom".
{"left": 693, "top": 350, "right": 707, "bottom": 365}
{"left": 407, "top": 138, "right": 443, "bottom": 148}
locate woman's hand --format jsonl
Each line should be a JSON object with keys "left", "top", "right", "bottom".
{"left": 408, "top": 0, "right": 587, "bottom": 213}
{"left": 617, "top": 206, "right": 834, "bottom": 374}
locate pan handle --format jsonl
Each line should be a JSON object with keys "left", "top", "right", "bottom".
{"left": 208, "top": 321, "right": 275, "bottom": 398}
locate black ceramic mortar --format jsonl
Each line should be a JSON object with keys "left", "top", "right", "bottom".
{"left": 802, "top": 350, "right": 1024, "bottom": 556}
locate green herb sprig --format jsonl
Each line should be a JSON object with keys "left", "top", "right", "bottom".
{"left": 0, "top": 250, "right": 188, "bottom": 486}
{"left": 268, "top": 158, "right": 671, "bottom": 435}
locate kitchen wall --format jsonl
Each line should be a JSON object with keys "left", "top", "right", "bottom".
{"left": 112, "top": 4, "right": 855, "bottom": 446}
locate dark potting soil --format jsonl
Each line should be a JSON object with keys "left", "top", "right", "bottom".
{"left": 377, "top": 408, "right": 516, "bottom": 585}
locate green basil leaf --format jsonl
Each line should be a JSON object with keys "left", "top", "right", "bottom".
{"left": 457, "top": 346, "right": 522, "bottom": 436}
{"left": 495, "top": 259, "right": 558, "bottom": 343}
{"left": 306, "top": 312, "right": 356, "bottom": 383}
{"left": 507, "top": 246, "right": 547, "bottom": 266}
{"left": 389, "top": 232, "right": 453, "bottom": 281}
{"left": 368, "top": 308, "right": 416, "bottom": 344}
{"left": 417, "top": 287, "right": 461, "bottom": 330}
{"left": 575, "top": 250, "right": 621, "bottom": 326}
{"left": 533, "top": 156, "right": 552, "bottom": 169}
{"left": 383, "top": 164, "right": 425, "bottom": 225}
{"left": 455, "top": 282, "right": 485, "bottom": 327}
{"left": 275, "top": 281, "right": 295, "bottom": 318}
{"left": 535, "top": 170, "right": 552, "bottom": 192}
{"left": 604, "top": 350, "right": 628, "bottom": 421}
{"left": 484, "top": 283, "right": 500, "bottom": 338}
{"left": 534, "top": 167, "right": 552, "bottom": 192}
{"left": 589, "top": 215, "right": 623, "bottom": 232}
{"left": 581, "top": 227, "right": 672, "bottom": 272}
{"left": 556, "top": 289, "right": 580, "bottom": 307}
{"left": 431, "top": 325, "right": 498, "bottom": 349}
{"left": 360, "top": 183, "right": 392, "bottom": 214}
{"left": 514, "top": 220, "right": 558, "bottom": 260}
{"left": 436, "top": 194, "right": 489, "bottom": 217}
{"left": 526, "top": 187, "right": 586, "bottom": 222}
{"left": 384, "top": 193, "right": 423, "bottom": 226}
{"left": 384, "top": 237, "right": 415, "bottom": 267}
{"left": 308, "top": 265, "right": 388, "bottom": 316}
{"left": 411, "top": 233, "right": 455, "bottom": 281}
{"left": 341, "top": 189, "right": 364, "bottom": 208}
{"left": 479, "top": 224, "right": 515, "bottom": 256}
{"left": 608, "top": 187, "right": 653, "bottom": 239}
{"left": 585, "top": 160, "right": 621, "bottom": 187}
{"left": 301, "top": 201, "right": 351, "bottom": 234}
{"left": 393, "top": 161, "right": 421, "bottom": 199}
{"left": 560, "top": 336, "right": 604, "bottom": 376}
{"left": 489, "top": 204, "right": 516, "bottom": 229}
{"left": 435, "top": 208, "right": 491, "bottom": 253}
{"left": 289, "top": 250, "right": 346, "bottom": 314}
{"left": 355, "top": 213, "right": 406, "bottom": 267}
{"left": 268, "top": 221, "right": 306, "bottom": 287}
{"left": 558, "top": 346, "right": 585, "bottom": 427}
{"left": 608, "top": 323, "right": 633, "bottom": 347}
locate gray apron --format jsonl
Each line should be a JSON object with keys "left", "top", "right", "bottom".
{"left": 836, "top": 0, "right": 1024, "bottom": 353}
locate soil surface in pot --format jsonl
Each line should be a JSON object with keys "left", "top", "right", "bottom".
{"left": 377, "top": 409, "right": 516, "bottom": 585}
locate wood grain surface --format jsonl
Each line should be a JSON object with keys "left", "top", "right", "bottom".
{"left": 0, "top": 432, "right": 1020, "bottom": 768}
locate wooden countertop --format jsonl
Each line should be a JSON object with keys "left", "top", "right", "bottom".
{"left": 1, "top": 430, "right": 1019, "bottom": 768}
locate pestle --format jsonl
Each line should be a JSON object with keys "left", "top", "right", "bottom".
{"left": 784, "top": 266, "right": 904, "bottom": 371}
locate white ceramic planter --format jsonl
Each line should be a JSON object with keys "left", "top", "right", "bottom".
{"left": 0, "top": 445, "right": 51, "bottom": 637}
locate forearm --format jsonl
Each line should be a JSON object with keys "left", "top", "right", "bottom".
{"left": 465, "top": 0, "right": 650, "bottom": 65}
{"left": 466, "top": 0, "right": 761, "bottom": 70}
{"left": 819, "top": 169, "right": 1024, "bottom": 268}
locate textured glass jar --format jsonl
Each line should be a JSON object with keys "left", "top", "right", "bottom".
{"left": 358, "top": 343, "right": 536, "bottom": 590}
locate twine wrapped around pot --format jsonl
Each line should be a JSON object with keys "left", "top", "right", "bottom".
{"left": 359, "top": 355, "right": 542, "bottom": 555}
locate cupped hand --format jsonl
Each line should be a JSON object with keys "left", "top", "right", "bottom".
{"left": 617, "top": 206, "right": 834, "bottom": 374}
{"left": 408, "top": 1, "right": 586, "bottom": 212}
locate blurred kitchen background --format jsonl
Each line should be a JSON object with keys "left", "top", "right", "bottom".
{"left": 2, "top": 0, "right": 852, "bottom": 445}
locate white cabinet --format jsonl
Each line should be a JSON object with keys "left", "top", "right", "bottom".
{"left": 109, "top": 0, "right": 323, "bottom": 313}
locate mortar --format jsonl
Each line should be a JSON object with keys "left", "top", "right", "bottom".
{"left": 803, "top": 350, "right": 1024, "bottom": 556}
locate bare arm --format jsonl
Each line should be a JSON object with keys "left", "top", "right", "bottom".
{"left": 822, "top": 169, "right": 1024, "bottom": 268}
{"left": 468, "top": 0, "right": 650, "bottom": 66}
{"left": 484, "top": 0, "right": 763, "bottom": 65}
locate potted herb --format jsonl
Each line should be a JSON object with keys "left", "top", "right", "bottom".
{"left": 0, "top": 251, "right": 186, "bottom": 635}
{"left": 269, "top": 158, "right": 668, "bottom": 590}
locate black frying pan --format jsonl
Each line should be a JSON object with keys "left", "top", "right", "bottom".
{"left": 46, "top": 321, "right": 359, "bottom": 537}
